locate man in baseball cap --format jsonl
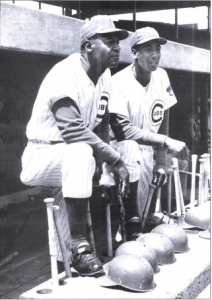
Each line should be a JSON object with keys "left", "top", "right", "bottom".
{"left": 80, "top": 15, "right": 129, "bottom": 46}
{"left": 109, "top": 27, "right": 186, "bottom": 240}
{"left": 20, "top": 15, "right": 129, "bottom": 277}
{"left": 130, "top": 26, "right": 167, "bottom": 49}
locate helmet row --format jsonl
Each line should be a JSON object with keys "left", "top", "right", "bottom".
{"left": 97, "top": 224, "right": 189, "bottom": 292}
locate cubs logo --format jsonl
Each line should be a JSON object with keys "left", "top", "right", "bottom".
{"left": 166, "top": 84, "right": 174, "bottom": 96}
{"left": 95, "top": 92, "right": 109, "bottom": 124}
{"left": 150, "top": 100, "right": 164, "bottom": 126}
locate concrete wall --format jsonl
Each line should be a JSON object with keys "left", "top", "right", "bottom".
{"left": 0, "top": 2, "right": 210, "bottom": 73}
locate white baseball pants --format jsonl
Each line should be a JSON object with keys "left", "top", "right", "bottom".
{"left": 20, "top": 141, "right": 96, "bottom": 198}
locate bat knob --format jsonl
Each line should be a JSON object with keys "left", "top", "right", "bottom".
{"left": 155, "top": 169, "right": 166, "bottom": 187}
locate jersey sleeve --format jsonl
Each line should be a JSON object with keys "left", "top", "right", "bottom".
{"left": 52, "top": 97, "right": 120, "bottom": 164}
{"left": 43, "top": 58, "right": 79, "bottom": 109}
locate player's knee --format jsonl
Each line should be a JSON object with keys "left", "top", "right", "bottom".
{"left": 20, "top": 171, "right": 32, "bottom": 185}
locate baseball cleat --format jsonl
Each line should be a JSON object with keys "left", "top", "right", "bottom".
{"left": 72, "top": 242, "right": 105, "bottom": 277}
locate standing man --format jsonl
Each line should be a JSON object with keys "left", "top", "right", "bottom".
{"left": 20, "top": 15, "right": 129, "bottom": 277}
{"left": 109, "top": 27, "right": 186, "bottom": 240}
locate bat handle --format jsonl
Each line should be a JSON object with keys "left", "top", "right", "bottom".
{"left": 86, "top": 200, "right": 96, "bottom": 256}
{"left": 142, "top": 184, "right": 156, "bottom": 229}
{"left": 172, "top": 158, "right": 181, "bottom": 216}
{"left": 106, "top": 202, "right": 113, "bottom": 257}
{"left": 155, "top": 187, "right": 161, "bottom": 213}
{"left": 190, "top": 154, "right": 198, "bottom": 208}
{"left": 201, "top": 154, "right": 211, "bottom": 183}
{"left": 173, "top": 159, "right": 185, "bottom": 214}
{"left": 53, "top": 206, "right": 72, "bottom": 278}
{"left": 44, "top": 198, "right": 59, "bottom": 286}
{"left": 167, "top": 169, "right": 173, "bottom": 215}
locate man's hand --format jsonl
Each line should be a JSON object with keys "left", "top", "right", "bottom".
{"left": 112, "top": 158, "right": 130, "bottom": 198}
{"left": 164, "top": 137, "right": 186, "bottom": 152}
{"left": 153, "top": 165, "right": 167, "bottom": 186}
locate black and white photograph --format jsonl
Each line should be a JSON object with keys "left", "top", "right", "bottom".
{"left": 0, "top": 0, "right": 211, "bottom": 299}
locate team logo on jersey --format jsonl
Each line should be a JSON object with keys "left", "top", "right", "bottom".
{"left": 166, "top": 84, "right": 174, "bottom": 96}
{"left": 95, "top": 92, "right": 109, "bottom": 124}
{"left": 150, "top": 100, "right": 164, "bottom": 126}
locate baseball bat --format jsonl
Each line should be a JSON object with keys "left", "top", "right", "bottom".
{"left": 99, "top": 185, "right": 113, "bottom": 257}
{"left": 53, "top": 205, "right": 72, "bottom": 278}
{"left": 201, "top": 153, "right": 211, "bottom": 182}
{"left": 86, "top": 200, "right": 96, "bottom": 256}
{"left": 142, "top": 184, "right": 156, "bottom": 230}
{"left": 99, "top": 163, "right": 115, "bottom": 254}
{"left": 172, "top": 158, "right": 181, "bottom": 216}
{"left": 117, "top": 180, "right": 127, "bottom": 242}
{"left": 199, "top": 159, "right": 206, "bottom": 205}
{"left": 167, "top": 169, "right": 173, "bottom": 215}
{"left": 44, "top": 198, "right": 59, "bottom": 286}
{"left": 172, "top": 158, "right": 185, "bottom": 214}
{"left": 155, "top": 187, "right": 161, "bottom": 213}
{"left": 190, "top": 154, "right": 198, "bottom": 208}
{"left": 106, "top": 201, "right": 113, "bottom": 257}
{"left": 177, "top": 165, "right": 186, "bottom": 214}
{"left": 179, "top": 170, "right": 200, "bottom": 177}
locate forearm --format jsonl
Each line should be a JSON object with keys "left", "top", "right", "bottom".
{"left": 156, "top": 109, "right": 169, "bottom": 165}
{"left": 93, "top": 109, "right": 110, "bottom": 145}
{"left": 52, "top": 97, "right": 120, "bottom": 164}
{"left": 110, "top": 113, "right": 166, "bottom": 147}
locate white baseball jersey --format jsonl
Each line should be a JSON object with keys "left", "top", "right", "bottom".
{"left": 26, "top": 53, "right": 111, "bottom": 142}
{"left": 109, "top": 64, "right": 177, "bottom": 219}
{"left": 109, "top": 64, "right": 177, "bottom": 153}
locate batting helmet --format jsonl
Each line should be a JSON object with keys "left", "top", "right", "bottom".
{"left": 137, "top": 233, "right": 176, "bottom": 265}
{"left": 97, "top": 254, "right": 155, "bottom": 292}
{"left": 115, "top": 241, "right": 160, "bottom": 274}
{"left": 185, "top": 202, "right": 210, "bottom": 230}
{"left": 152, "top": 224, "right": 189, "bottom": 253}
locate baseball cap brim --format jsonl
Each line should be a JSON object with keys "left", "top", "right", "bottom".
{"left": 97, "top": 274, "right": 118, "bottom": 287}
{"left": 134, "top": 36, "right": 167, "bottom": 47}
{"left": 96, "top": 28, "right": 129, "bottom": 40}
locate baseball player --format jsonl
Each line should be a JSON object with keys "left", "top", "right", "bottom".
{"left": 109, "top": 27, "right": 186, "bottom": 240}
{"left": 20, "top": 15, "right": 129, "bottom": 277}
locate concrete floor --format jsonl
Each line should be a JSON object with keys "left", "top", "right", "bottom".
{"left": 18, "top": 232, "right": 211, "bottom": 299}
{"left": 0, "top": 186, "right": 210, "bottom": 299}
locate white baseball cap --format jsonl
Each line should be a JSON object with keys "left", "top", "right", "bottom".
{"left": 130, "top": 27, "right": 167, "bottom": 49}
{"left": 80, "top": 15, "right": 129, "bottom": 45}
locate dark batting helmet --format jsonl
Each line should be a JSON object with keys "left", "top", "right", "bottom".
{"left": 137, "top": 233, "right": 176, "bottom": 265}
{"left": 185, "top": 202, "right": 210, "bottom": 230}
{"left": 97, "top": 254, "right": 155, "bottom": 292}
{"left": 152, "top": 224, "right": 189, "bottom": 253}
{"left": 115, "top": 241, "right": 160, "bottom": 273}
